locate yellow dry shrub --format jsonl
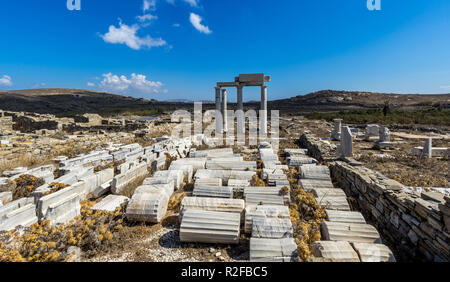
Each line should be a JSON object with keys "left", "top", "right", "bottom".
{"left": 168, "top": 192, "right": 186, "bottom": 211}
{"left": 0, "top": 197, "right": 127, "bottom": 262}
{"left": 251, "top": 174, "right": 265, "bottom": 187}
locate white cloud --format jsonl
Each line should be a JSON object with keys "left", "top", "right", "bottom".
{"left": 99, "top": 73, "right": 163, "bottom": 94}
{"left": 87, "top": 82, "right": 95, "bottom": 87}
{"left": 440, "top": 85, "right": 450, "bottom": 89}
{"left": 32, "top": 82, "right": 46, "bottom": 88}
{"left": 143, "top": 0, "right": 156, "bottom": 12}
{"left": 136, "top": 13, "right": 158, "bottom": 23}
{"left": 166, "top": 0, "right": 198, "bottom": 6}
{"left": 100, "top": 21, "right": 166, "bottom": 50}
{"left": 189, "top": 13, "right": 212, "bottom": 34}
{"left": 183, "top": 0, "right": 199, "bottom": 7}
{"left": 173, "top": 23, "right": 180, "bottom": 27}
{"left": 0, "top": 75, "right": 13, "bottom": 87}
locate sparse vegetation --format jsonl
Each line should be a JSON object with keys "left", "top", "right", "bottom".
{"left": 0, "top": 200, "right": 126, "bottom": 262}
{"left": 98, "top": 107, "right": 166, "bottom": 118}
{"left": 306, "top": 109, "right": 450, "bottom": 126}
{"left": 10, "top": 174, "right": 45, "bottom": 201}
{"left": 286, "top": 167, "right": 327, "bottom": 261}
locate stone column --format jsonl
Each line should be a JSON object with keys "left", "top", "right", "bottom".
{"left": 260, "top": 85, "right": 268, "bottom": 135}
{"left": 222, "top": 89, "right": 228, "bottom": 132}
{"left": 423, "top": 137, "right": 432, "bottom": 158}
{"left": 339, "top": 126, "right": 353, "bottom": 159}
{"left": 215, "top": 87, "right": 223, "bottom": 134}
{"left": 331, "top": 119, "right": 342, "bottom": 141}
{"left": 237, "top": 85, "right": 244, "bottom": 135}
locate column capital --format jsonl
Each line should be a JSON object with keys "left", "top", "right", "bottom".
{"left": 215, "top": 86, "right": 221, "bottom": 90}
{"left": 261, "top": 84, "right": 268, "bottom": 89}
{"left": 221, "top": 88, "right": 227, "bottom": 93}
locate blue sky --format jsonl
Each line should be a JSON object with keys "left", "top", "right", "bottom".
{"left": 0, "top": 0, "right": 449, "bottom": 101}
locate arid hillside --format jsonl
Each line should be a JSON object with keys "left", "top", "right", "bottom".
{"left": 1, "top": 88, "right": 449, "bottom": 116}
{"left": 0, "top": 89, "right": 187, "bottom": 116}
{"left": 268, "top": 90, "right": 450, "bottom": 113}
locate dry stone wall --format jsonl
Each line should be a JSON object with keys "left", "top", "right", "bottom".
{"left": 297, "top": 133, "right": 336, "bottom": 162}
{"left": 298, "top": 133, "right": 450, "bottom": 262}
{"left": 330, "top": 162, "right": 449, "bottom": 262}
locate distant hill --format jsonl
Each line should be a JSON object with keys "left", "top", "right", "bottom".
{"left": 0, "top": 88, "right": 449, "bottom": 116}
{"left": 0, "top": 88, "right": 190, "bottom": 116}
{"left": 268, "top": 90, "right": 450, "bottom": 113}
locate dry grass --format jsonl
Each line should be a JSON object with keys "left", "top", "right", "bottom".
{"left": 0, "top": 200, "right": 126, "bottom": 262}
{"left": 118, "top": 174, "right": 148, "bottom": 198}
{"left": 286, "top": 167, "right": 327, "bottom": 261}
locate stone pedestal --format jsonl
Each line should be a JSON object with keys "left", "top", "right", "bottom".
{"left": 375, "top": 127, "right": 393, "bottom": 149}
{"left": 339, "top": 126, "right": 353, "bottom": 159}
{"left": 364, "top": 124, "right": 380, "bottom": 141}
{"left": 423, "top": 138, "right": 432, "bottom": 158}
{"left": 330, "top": 119, "right": 342, "bottom": 141}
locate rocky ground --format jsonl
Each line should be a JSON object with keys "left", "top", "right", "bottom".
{"left": 1, "top": 109, "right": 448, "bottom": 262}
{"left": 278, "top": 115, "right": 449, "bottom": 189}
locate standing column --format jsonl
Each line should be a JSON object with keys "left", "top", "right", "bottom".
{"left": 222, "top": 89, "right": 228, "bottom": 132}
{"left": 215, "top": 87, "right": 223, "bottom": 134}
{"left": 260, "top": 85, "right": 268, "bottom": 135}
{"left": 423, "top": 137, "right": 432, "bottom": 158}
{"left": 237, "top": 85, "right": 244, "bottom": 135}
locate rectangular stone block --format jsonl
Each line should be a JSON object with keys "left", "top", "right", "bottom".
{"left": 154, "top": 170, "right": 184, "bottom": 190}
{"left": 180, "top": 197, "right": 245, "bottom": 216}
{"left": 180, "top": 209, "right": 241, "bottom": 244}
{"left": 244, "top": 187, "right": 290, "bottom": 206}
{"left": 111, "top": 162, "right": 147, "bottom": 195}
{"left": 300, "top": 164, "right": 331, "bottom": 180}
{"left": 92, "top": 195, "right": 129, "bottom": 212}
{"left": 135, "top": 183, "right": 174, "bottom": 198}
{"left": 193, "top": 186, "right": 233, "bottom": 199}
{"left": 37, "top": 181, "right": 85, "bottom": 220}
{"left": 244, "top": 205, "right": 290, "bottom": 234}
{"left": 169, "top": 163, "right": 194, "bottom": 183}
{"left": 190, "top": 148, "right": 234, "bottom": 158}
{"left": 195, "top": 169, "right": 255, "bottom": 183}
{"left": 0, "top": 203, "right": 38, "bottom": 231}
{"left": 171, "top": 158, "right": 206, "bottom": 172}
{"left": 321, "top": 221, "right": 382, "bottom": 243}
{"left": 316, "top": 195, "right": 351, "bottom": 211}
{"left": 43, "top": 193, "right": 81, "bottom": 225}
{"left": 299, "top": 179, "right": 334, "bottom": 190}
{"left": 250, "top": 238, "right": 298, "bottom": 262}
{"left": 311, "top": 241, "right": 360, "bottom": 262}
{"left": 195, "top": 178, "right": 222, "bottom": 187}
{"left": 351, "top": 242, "right": 396, "bottom": 262}
{"left": 287, "top": 157, "right": 317, "bottom": 167}
{"left": 252, "top": 218, "right": 293, "bottom": 239}
{"left": 326, "top": 210, "right": 367, "bottom": 224}
{"left": 206, "top": 160, "right": 257, "bottom": 171}
{"left": 92, "top": 180, "right": 112, "bottom": 199}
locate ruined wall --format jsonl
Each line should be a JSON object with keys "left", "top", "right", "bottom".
{"left": 330, "top": 162, "right": 450, "bottom": 262}
{"left": 12, "top": 115, "right": 59, "bottom": 133}
{"left": 297, "top": 133, "right": 450, "bottom": 262}
{"left": 297, "top": 133, "right": 337, "bottom": 162}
